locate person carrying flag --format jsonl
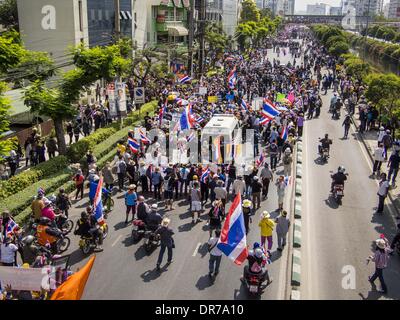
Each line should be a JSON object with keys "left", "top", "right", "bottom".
{"left": 242, "top": 242, "right": 272, "bottom": 286}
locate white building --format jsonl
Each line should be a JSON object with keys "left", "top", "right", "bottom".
{"left": 306, "top": 3, "right": 328, "bottom": 15}
{"left": 383, "top": 2, "right": 390, "bottom": 17}
{"left": 222, "top": 0, "right": 241, "bottom": 37}
{"left": 388, "top": 0, "right": 400, "bottom": 18}
{"left": 329, "top": 6, "right": 342, "bottom": 15}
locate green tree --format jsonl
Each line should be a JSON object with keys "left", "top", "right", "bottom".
{"left": 205, "top": 23, "right": 228, "bottom": 60}
{"left": 344, "top": 57, "right": 371, "bottom": 82}
{"left": 365, "top": 73, "right": 400, "bottom": 125}
{"left": 235, "top": 22, "right": 257, "bottom": 51}
{"left": 0, "top": 0, "right": 18, "bottom": 31}
{"left": 240, "top": 0, "right": 260, "bottom": 23}
{"left": 0, "top": 82, "right": 13, "bottom": 156}
{"left": 131, "top": 48, "right": 163, "bottom": 86}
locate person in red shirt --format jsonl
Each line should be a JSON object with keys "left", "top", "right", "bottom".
{"left": 72, "top": 169, "right": 85, "bottom": 200}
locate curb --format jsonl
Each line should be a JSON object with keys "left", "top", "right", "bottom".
{"left": 290, "top": 140, "right": 303, "bottom": 299}
{"left": 350, "top": 114, "right": 400, "bottom": 217}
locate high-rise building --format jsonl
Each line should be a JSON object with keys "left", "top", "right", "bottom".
{"left": 306, "top": 3, "right": 328, "bottom": 15}
{"left": 329, "top": 6, "right": 342, "bottom": 15}
{"left": 388, "top": 0, "right": 400, "bottom": 18}
{"left": 222, "top": 0, "right": 241, "bottom": 37}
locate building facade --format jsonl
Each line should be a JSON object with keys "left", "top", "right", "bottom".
{"left": 222, "top": 0, "right": 241, "bottom": 37}
{"left": 329, "top": 6, "right": 342, "bottom": 15}
{"left": 306, "top": 3, "right": 327, "bottom": 15}
{"left": 388, "top": 0, "right": 400, "bottom": 18}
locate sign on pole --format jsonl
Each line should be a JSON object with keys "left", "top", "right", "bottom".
{"left": 134, "top": 87, "right": 145, "bottom": 104}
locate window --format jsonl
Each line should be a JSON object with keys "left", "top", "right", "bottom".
{"left": 147, "top": 32, "right": 150, "bottom": 42}
{"left": 152, "top": 6, "right": 158, "bottom": 19}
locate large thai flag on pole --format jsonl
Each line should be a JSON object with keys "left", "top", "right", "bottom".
{"left": 139, "top": 128, "right": 152, "bottom": 144}
{"left": 280, "top": 125, "right": 288, "bottom": 141}
{"left": 5, "top": 218, "right": 19, "bottom": 237}
{"left": 93, "top": 177, "right": 105, "bottom": 226}
{"left": 256, "top": 152, "right": 265, "bottom": 168}
{"left": 200, "top": 167, "right": 210, "bottom": 183}
{"left": 227, "top": 66, "right": 237, "bottom": 89}
{"left": 217, "top": 193, "right": 248, "bottom": 265}
{"left": 178, "top": 75, "right": 192, "bottom": 84}
{"left": 262, "top": 98, "right": 280, "bottom": 119}
{"left": 260, "top": 116, "right": 272, "bottom": 126}
{"left": 180, "top": 104, "right": 195, "bottom": 130}
{"left": 128, "top": 137, "right": 140, "bottom": 153}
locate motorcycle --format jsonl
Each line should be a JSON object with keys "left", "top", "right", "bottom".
{"left": 333, "top": 184, "right": 344, "bottom": 204}
{"left": 55, "top": 214, "right": 74, "bottom": 234}
{"left": 241, "top": 271, "right": 264, "bottom": 296}
{"left": 143, "top": 229, "right": 160, "bottom": 253}
{"left": 131, "top": 219, "right": 147, "bottom": 242}
{"left": 32, "top": 223, "right": 71, "bottom": 254}
{"left": 320, "top": 147, "right": 329, "bottom": 163}
{"left": 77, "top": 223, "right": 108, "bottom": 255}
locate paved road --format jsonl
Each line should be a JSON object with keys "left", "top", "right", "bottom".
{"left": 301, "top": 81, "right": 400, "bottom": 300}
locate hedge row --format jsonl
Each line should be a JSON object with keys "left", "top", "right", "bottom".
{"left": 0, "top": 156, "right": 69, "bottom": 202}
{"left": 0, "top": 170, "right": 71, "bottom": 216}
{"left": 9, "top": 100, "right": 158, "bottom": 224}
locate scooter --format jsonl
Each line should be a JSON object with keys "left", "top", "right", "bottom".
{"left": 242, "top": 272, "right": 263, "bottom": 296}
{"left": 131, "top": 219, "right": 147, "bottom": 242}
{"left": 333, "top": 184, "right": 344, "bottom": 204}
{"left": 143, "top": 229, "right": 160, "bottom": 253}
{"left": 77, "top": 223, "right": 108, "bottom": 255}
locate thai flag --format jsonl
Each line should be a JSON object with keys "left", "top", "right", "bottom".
{"left": 162, "top": 88, "right": 169, "bottom": 95}
{"left": 241, "top": 99, "right": 249, "bottom": 111}
{"left": 280, "top": 125, "right": 288, "bottom": 141}
{"left": 93, "top": 177, "right": 105, "bottom": 225}
{"left": 176, "top": 98, "right": 189, "bottom": 106}
{"left": 195, "top": 115, "right": 204, "bottom": 124}
{"left": 139, "top": 129, "right": 151, "bottom": 144}
{"left": 128, "top": 137, "right": 140, "bottom": 154}
{"left": 284, "top": 175, "right": 292, "bottom": 186}
{"left": 178, "top": 75, "right": 192, "bottom": 84}
{"left": 5, "top": 218, "right": 18, "bottom": 237}
{"left": 217, "top": 193, "right": 248, "bottom": 265}
{"left": 227, "top": 67, "right": 237, "bottom": 89}
{"left": 256, "top": 153, "right": 265, "bottom": 168}
{"left": 187, "top": 132, "right": 195, "bottom": 143}
{"left": 260, "top": 116, "right": 272, "bottom": 126}
{"left": 159, "top": 99, "right": 167, "bottom": 124}
{"left": 180, "top": 105, "right": 195, "bottom": 130}
{"left": 262, "top": 98, "right": 280, "bottom": 118}
{"left": 200, "top": 167, "right": 210, "bottom": 183}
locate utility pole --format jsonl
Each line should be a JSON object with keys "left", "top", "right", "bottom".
{"left": 188, "top": 0, "right": 195, "bottom": 78}
{"left": 114, "top": 0, "right": 121, "bottom": 42}
{"left": 198, "top": 0, "right": 206, "bottom": 77}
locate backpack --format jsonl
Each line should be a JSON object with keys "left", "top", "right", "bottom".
{"left": 118, "top": 161, "right": 127, "bottom": 173}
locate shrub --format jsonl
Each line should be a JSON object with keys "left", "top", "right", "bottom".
{"left": 66, "top": 127, "right": 117, "bottom": 162}
{"left": 329, "top": 41, "right": 349, "bottom": 56}
{"left": 0, "top": 156, "right": 69, "bottom": 201}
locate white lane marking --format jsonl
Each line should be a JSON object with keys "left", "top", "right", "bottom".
{"left": 192, "top": 242, "right": 202, "bottom": 256}
{"left": 111, "top": 234, "right": 122, "bottom": 247}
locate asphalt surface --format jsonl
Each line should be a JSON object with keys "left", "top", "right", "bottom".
{"left": 301, "top": 79, "right": 400, "bottom": 300}
{"left": 62, "top": 45, "right": 296, "bottom": 300}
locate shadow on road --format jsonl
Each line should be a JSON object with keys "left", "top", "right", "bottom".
{"left": 324, "top": 196, "right": 339, "bottom": 209}
{"left": 134, "top": 246, "right": 148, "bottom": 261}
{"left": 122, "top": 234, "right": 135, "bottom": 247}
{"left": 195, "top": 274, "right": 215, "bottom": 290}
{"left": 141, "top": 267, "right": 166, "bottom": 282}
{"left": 114, "top": 221, "right": 128, "bottom": 231}
{"left": 67, "top": 248, "right": 90, "bottom": 267}
{"left": 178, "top": 221, "right": 195, "bottom": 232}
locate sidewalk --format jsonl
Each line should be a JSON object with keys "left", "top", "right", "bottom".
{"left": 350, "top": 111, "right": 400, "bottom": 217}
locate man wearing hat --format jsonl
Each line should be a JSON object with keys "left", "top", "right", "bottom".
{"left": 260, "top": 162, "right": 273, "bottom": 200}
{"left": 275, "top": 210, "right": 290, "bottom": 251}
{"left": 258, "top": 211, "right": 275, "bottom": 253}
{"left": 124, "top": 184, "right": 137, "bottom": 224}
{"left": 367, "top": 237, "right": 392, "bottom": 294}
{"left": 251, "top": 176, "right": 263, "bottom": 210}
{"left": 242, "top": 199, "right": 253, "bottom": 235}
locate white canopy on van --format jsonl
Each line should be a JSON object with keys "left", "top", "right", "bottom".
{"left": 201, "top": 114, "right": 239, "bottom": 136}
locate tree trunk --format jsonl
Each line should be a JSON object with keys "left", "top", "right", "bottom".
{"left": 53, "top": 118, "right": 67, "bottom": 155}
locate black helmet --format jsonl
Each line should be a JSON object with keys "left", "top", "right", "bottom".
{"left": 22, "top": 235, "right": 35, "bottom": 246}
{"left": 81, "top": 211, "right": 88, "bottom": 220}
{"left": 325, "top": 134, "right": 328, "bottom": 138}
{"left": 86, "top": 206, "right": 93, "bottom": 214}
{"left": 39, "top": 217, "right": 52, "bottom": 226}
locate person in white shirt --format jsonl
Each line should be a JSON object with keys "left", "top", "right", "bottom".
{"left": 373, "top": 143, "right": 385, "bottom": 176}
{"left": 376, "top": 173, "right": 390, "bottom": 214}
{"left": 0, "top": 236, "right": 18, "bottom": 266}
{"left": 208, "top": 230, "right": 223, "bottom": 278}
{"left": 232, "top": 176, "right": 246, "bottom": 196}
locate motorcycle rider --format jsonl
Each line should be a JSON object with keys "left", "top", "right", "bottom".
{"left": 20, "top": 235, "right": 41, "bottom": 266}
{"left": 332, "top": 97, "right": 343, "bottom": 119}
{"left": 331, "top": 166, "right": 348, "bottom": 193}
{"left": 242, "top": 242, "right": 272, "bottom": 286}
{"left": 318, "top": 134, "right": 332, "bottom": 156}
{"left": 74, "top": 207, "right": 104, "bottom": 251}
{"left": 136, "top": 196, "right": 150, "bottom": 222}
{"left": 36, "top": 217, "right": 63, "bottom": 252}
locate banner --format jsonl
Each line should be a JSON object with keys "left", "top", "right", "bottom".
{"left": 107, "top": 82, "right": 116, "bottom": 117}
{"left": 115, "top": 82, "right": 127, "bottom": 116}
{"left": 0, "top": 266, "right": 46, "bottom": 291}
{"left": 226, "top": 94, "right": 235, "bottom": 101}
{"left": 198, "top": 87, "right": 207, "bottom": 95}
{"left": 276, "top": 93, "right": 286, "bottom": 103}
{"left": 208, "top": 96, "right": 218, "bottom": 103}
